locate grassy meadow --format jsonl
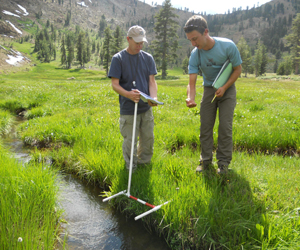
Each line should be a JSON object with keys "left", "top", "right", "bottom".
{"left": 0, "top": 58, "right": 300, "bottom": 249}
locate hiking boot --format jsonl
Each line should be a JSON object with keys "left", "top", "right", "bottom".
{"left": 196, "top": 164, "right": 213, "bottom": 173}
{"left": 217, "top": 165, "right": 228, "bottom": 175}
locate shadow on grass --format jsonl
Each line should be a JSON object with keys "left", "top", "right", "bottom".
{"left": 198, "top": 169, "right": 266, "bottom": 249}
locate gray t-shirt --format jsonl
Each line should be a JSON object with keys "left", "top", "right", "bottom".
{"left": 108, "top": 49, "right": 157, "bottom": 115}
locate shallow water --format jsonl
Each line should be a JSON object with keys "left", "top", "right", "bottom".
{"left": 59, "top": 175, "right": 170, "bottom": 250}
{"left": 3, "top": 119, "right": 170, "bottom": 250}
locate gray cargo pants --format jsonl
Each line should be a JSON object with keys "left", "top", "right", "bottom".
{"left": 200, "top": 84, "right": 236, "bottom": 167}
{"left": 120, "top": 108, "right": 154, "bottom": 168}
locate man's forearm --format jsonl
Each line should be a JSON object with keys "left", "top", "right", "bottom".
{"left": 187, "top": 74, "right": 197, "bottom": 100}
{"left": 149, "top": 75, "right": 158, "bottom": 99}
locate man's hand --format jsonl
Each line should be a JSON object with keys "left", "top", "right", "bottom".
{"left": 215, "top": 86, "right": 226, "bottom": 98}
{"left": 186, "top": 98, "right": 197, "bottom": 108}
{"left": 127, "top": 89, "right": 141, "bottom": 103}
{"left": 148, "top": 99, "right": 158, "bottom": 107}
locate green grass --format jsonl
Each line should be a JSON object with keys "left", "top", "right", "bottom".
{"left": 0, "top": 110, "right": 13, "bottom": 135}
{"left": 17, "top": 19, "right": 39, "bottom": 35}
{"left": 0, "top": 62, "right": 299, "bottom": 249}
{"left": 0, "top": 143, "right": 64, "bottom": 249}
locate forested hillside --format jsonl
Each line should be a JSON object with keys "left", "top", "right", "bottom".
{"left": 1, "top": 0, "right": 300, "bottom": 75}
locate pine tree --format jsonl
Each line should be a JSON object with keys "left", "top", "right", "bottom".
{"left": 237, "top": 36, "right": 252, "bottom": 77}
{"left": 253, "top": 40, "right": 268, "bottom": 76}
{"left": 151, "top": 0, "right": 180, "bottom": 79}
{"left": 66, "top": 32, "right": 74, "bottom": 68}
{"left": 181, "top": 57, "right": 189, "bottom": 74}
{"left": 41, "top": 39, "right": 51, "bottom": 62}
{"left": 34, "top": 28, "right": 56, "bottom": 63}
{"left": 254, "top": 40, "right": 262, "bottom": 77}
{"left": 111, "top": 26, "right": 123, "bottom": 56}
{"left": 34, "top": 31, "right": 43, "bottom": 53}
{"left": 61, "top": 35, "right": 67, "bottom": 67}
{"left": 273, "top": 59, "right": 278, "bottom": 73}
{"left": 98, "top": 15, "right": 107, "bottom": 37}
{"left": 285, "top": 13, "right": 300, "bottom": 74}
{"left": 260, "top": 44, "right": 268, "bottom": 75}
{"left": 52, "top": 45, "right": 56, "bottom": 60}
{"left": 97, "top": 41, "right": 100, "bottom": 54}
{"left": 102, "top": 27, "right": 113, "bottom": 76}
{"left": 92, "top": 40, "right": 96, "bottom": 54}
{"left": 76, "top": 31, "right": 86, "bottom": 68}
{"left": 86, "top": 35, "right": 91, "bottom": 63}
{"left": 65, "top": 10, "right": 71, "bottom": 27}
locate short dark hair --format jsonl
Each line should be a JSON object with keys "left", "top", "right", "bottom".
{"left": 183, "top": 15, "right": 208, "bottom": 34}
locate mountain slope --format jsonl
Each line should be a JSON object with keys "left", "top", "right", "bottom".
{"left": 0, "top": 0, "right": 298, "bottom": 70}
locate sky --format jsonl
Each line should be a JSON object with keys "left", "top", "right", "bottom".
{"left": 141, "top": 0, "right": 273, "bottom": 14}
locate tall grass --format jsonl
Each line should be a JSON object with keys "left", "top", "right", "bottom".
{"left": 0, "top": 63, "right": 299, "bottom": 249}
{"left": 0, "top": 110, "right": 13, "bottom": 134}
{"left": 0, "top": 143, "right": 64, "bottom": 249}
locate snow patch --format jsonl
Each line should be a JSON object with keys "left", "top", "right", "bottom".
{"left": 6, "top": 54, "right": 24, "bottom": 65}
{"left": 77, "top": 1, "right": 88, "bottom": 7}
{"left": 17, "top": 4, "right": 29, "bottom": 16}
{"left": 89, "top": 0, "right": 92, "bottom": 2}
{"left": 2, "top": 10, "right": 20, "bottom": 18}
{"left": 6, "top": 20, "right": 23, "bottom": 34}
{"left": 2, "top": 48, "right": 31, "bottom": 66}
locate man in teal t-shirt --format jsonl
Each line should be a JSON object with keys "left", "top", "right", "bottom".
{"left": 184, "top": 15, "right": 242, "bottom": 175}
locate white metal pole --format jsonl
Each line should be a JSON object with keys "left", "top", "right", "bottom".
{"left": 127, "top": 101, "right": 138, "bottom": 196}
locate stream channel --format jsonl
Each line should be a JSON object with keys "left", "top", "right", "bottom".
{"left": 3, "top": 117, "right": 171, "bottom": 250}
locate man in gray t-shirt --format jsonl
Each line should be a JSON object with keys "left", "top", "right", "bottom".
{"left": 108, "top": 25, "right": 158, "bottom": 170}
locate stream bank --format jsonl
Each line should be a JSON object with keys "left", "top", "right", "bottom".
{"left": 2, "top": 118, "right": 170, "bottom": 250}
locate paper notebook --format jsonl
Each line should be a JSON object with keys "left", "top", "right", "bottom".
{"left": 139, "top": 91, "right": 164, "bottom": 105}
{"left": 212, "top": 60, "right": 233, "bottom": 90}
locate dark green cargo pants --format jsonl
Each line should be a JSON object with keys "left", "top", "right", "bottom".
{"left": 200, "top": 84, "right": 236, "bottom": 167}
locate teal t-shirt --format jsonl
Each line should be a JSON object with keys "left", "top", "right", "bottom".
{"left": 188, "top": 37, "right": 242, "bottom": 87}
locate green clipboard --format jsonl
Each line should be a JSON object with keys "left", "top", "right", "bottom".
{"left": 212, "top": 60, "right": 233, "bottom": 90}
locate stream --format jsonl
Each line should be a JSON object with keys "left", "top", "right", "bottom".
{"left": 2, "top": 118, "right": 171, "bottom": 250}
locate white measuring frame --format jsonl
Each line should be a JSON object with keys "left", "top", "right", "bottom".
{"left": 103, "top": 101, "right": 170, "bottom": 221}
